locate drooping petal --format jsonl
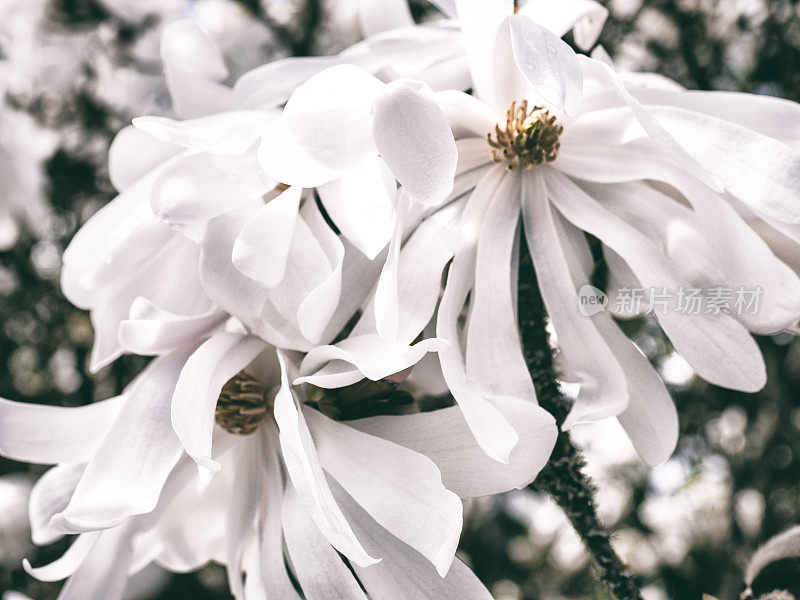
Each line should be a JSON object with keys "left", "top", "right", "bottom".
{"left": 508, "top": 15, "right": 583, "bottom": 116}
{"left": 546, "top": 169, "right": 766, "bottom": 392}
{"left": 373, "top": 83, "right": 458, "bottom": 205}
{"left": 171, "top": 332, "right": 267, "bottom": 480}
{"left": 232, "top": 186, "right": 303, "bottom": 286}
{"left": 305, "top": 407, "right": 463, "bottom": 576}
{"left": 466, "top": 170, "right": 538, "bottom": 404}
{"left": 332, "top": 479, "right": 494, "bottom": 600}
{"left": 272, "top": 352, "right": 378, "bottom": 567}
{"left": 0, "top": 396, "right": 125, "bottom": 465}
{"left": 436, "top": 168, "right": 519, "bottom": 463}
{"left": 50, "top": 351, "right": 190, "bottom": 534}
{"left": 281, "top": 483, "right": 370, "bottom": 600}
{"left": 23, "top": 532, "right": 100, "bottom": 582}
{"left": 54, "top": 527, "right": 133, "bottom": 600}
{"left": 347, "top": 396, "right": 555, "bottom": 497}
{"left": 522, "top": 172, "right": 629, "bottom": 427}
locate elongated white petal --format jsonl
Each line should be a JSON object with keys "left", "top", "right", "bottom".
{"left": 306, "top": 407, "right": 463, "bottom": 576}
{"left": 745, "top": 525, "right": 800, "bottom": 586}
{"left": 29, "top": 463, "right": 85, "bottom": 546}
{"left": 23, "top": 532, "right": 99, "bottom": 582}
{"left": 119, "top": 298, "right": 225, "bottom": 356}
{"left": 347, "top": 396, "right": 556, "bottom": 497}
{"left": 332, "top": 479, "right": 494, "bottom": 600}
{"left": 232, "top": 186, "right": 302, "bottom": 286}
{"left": 466, "top": 170, "right": 538, "bottom": 403}
{"left": 454, "top": 0, "right": 515, "bottom": 111}
{"left": 509, "top": 15, "right": 583, "bottom": 116}
{"left": 546, "top": 169, "right": 766, "bottom": 392}
{"left": 50, "top": 352, "right": 190, "bottom": 534}
{"left": 282, "top": 483, "right": 370, "bottom": 600}
{"left": 273, "top": 352, "right": 378, "bottom": 567}
{"left": 54, "top": 527, "right": 133, "bottom": 600}
{"left": 518, "top": 0, "right": 608, "bottom": 50}
{"left": 297, "top": 334, "right": 447, "bottom": 385}
{"left": 579, "top": 56, "right": 723, "bottom": 191}
{"left": 436, "top": 168, "right": 519, "bottom": 463}
{"left": 317, "top": 157, "right": 396, "bottom": 259}
{"left": 133, "top": 111, "right": 273, "bottom": 156}
{"left": 171, "top": 332, "right": 266, "bottom": 480}
{"left": 523, "top": 172, "right": 629, "bottom": 426}
{"left": 648, "top": 106, "right": 800, "bottom": 224}
{"left": 374, "top": 83, "right": 458, "bottom": 205}
{"left": 0, "top": 396, "right": 125, "bottom": 465}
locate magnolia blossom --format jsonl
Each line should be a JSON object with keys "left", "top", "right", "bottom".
{"left": 0, "top": 316, "right": 555, "bottom": 599}
{"left": 266, "top": 0, "right": 800, "bottom": 467}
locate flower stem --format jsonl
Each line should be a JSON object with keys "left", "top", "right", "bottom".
{"left": 517, "top": 242, "right": 643, "bottom": 600}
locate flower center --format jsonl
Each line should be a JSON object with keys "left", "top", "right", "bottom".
{"left": 487, "top": 100, "right": 563, "bottom": 171}
{"left": 215, "top": 370, "right": 271, "bottom": 435}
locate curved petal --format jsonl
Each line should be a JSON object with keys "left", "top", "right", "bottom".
{"left": 23, "top": 532, "right": 100, "bottom": 582}
{"left": 373, "top": 83, "right": 458, "bottom": 205}
{"left": 273, "top": 352, "right": 378, "bottom": 567}
{"left": 346, "top": 396, "right": 556, "bottom": 497}
{"left": 29, "top": 463, "right": 85, "bottom": 546}
{"left": 171, "top": 332, "right": 266, "bottom": 480}
{"left": 0, "top": 396, "right": 125, "bottom": 465}
{"left": 108, "top": 125, "right": 179, "bottom": 192}
{"left": 305, "top": 407, "right": 463, "bottom": 576}
{"left": 518, "top": 0, "right": 608, "bottom": 50}
{"left": 509, "top": 15, "right": 583, "bottom": 116}
{"left": 232, "top": 186, "right": 303, "bottom": 286}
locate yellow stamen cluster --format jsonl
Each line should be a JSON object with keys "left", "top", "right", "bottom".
{"left": 487, "top": 100, "right": 563, "bottom": 171}
{"left": 215, "top": 371, "right": 269, "bottom": 435}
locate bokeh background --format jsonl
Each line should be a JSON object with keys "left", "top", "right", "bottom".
{"left": 1, "top": 1, "right": 799, "bottom": 598}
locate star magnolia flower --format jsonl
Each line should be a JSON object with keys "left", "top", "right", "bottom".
{"left": 0, "top": 323, "right": 555, "bottom": 600}
{"left": 274, "top": 0, "right": 800, "bottom": 466}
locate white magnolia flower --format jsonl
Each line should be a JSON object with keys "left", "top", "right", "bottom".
{"left": 275, "top": 0, "right": 800, "bottom": 467}
{"left": 0, "top": 321, "right": 554, "bottom": 599}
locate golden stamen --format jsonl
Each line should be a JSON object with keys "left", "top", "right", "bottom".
{"left": 487, "top": 100, "right": 563, "bottom": 171}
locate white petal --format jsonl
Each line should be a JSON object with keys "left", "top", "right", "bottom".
{"left": 0, "top": 396, "right": 125, "bottom": 465}
{"left": 283, "top": 64, "right": 383, "bottom": 171}
{"left": 150, "top": 153, "right": 267, "bottom": 228}
{"left": 466, "top": 170, "right": 538, "bottom": 403}
{"left": 317, "top": 157, "right": 396, "bottom": 259}
{"left": 647, "top": 106, "right": 800, "bottom": 224}
{"left": 53, "top": 527, "right": 133, "bottom": 600}
{"left": 118, "top": 298, "right": 225, "bottom": 356}
{"left": 509, "top": 15, "right": 583, "bottom": 116}
{"left": 745, "top": 525, "right": 800, "bottom": 586}
{"left": 29, "top": 463, "right": 85, "bottom": 546}
{"left": 373, "top": 83, "right": 458, "bottom": 205}
{"left": 133, "top": 111, "right": 274, "bottom": 156}
{"left": 23, "top": 532, "right": 99, "bottom": 582}
{"left": 297, "top": 334, "right": 447, "bottom": 385}
{"left": 546, "top": 169, "right": 766, "bottom": 392}
{"left": 331, "top": 479, "right": 494, "bottom": 600}
{"left": 232, "top": 186, "right": 303, "bottom": 286}
{"left": 579, "top": 56, "right": 724, "bottom": 192}
{"left": 50, "top": 352, "right": 189, "bottom": 534}
{"left": 306, "top": 407, "right": 463, "bottom": 576}
{"left": 272, "top": 352, "right": 378, "bottom": 567}
{"left": 234, "top": 56, "right": 343, "bottom": 110}
{"left": 454, "top": 0, "right": 515, "bottom": 111}
{"left": 436, "top": 168, "right": 520, "bottom": 463}
{"left": 171, "top": 332, "right": 266, "bottom": 479}
{"left": 518, "top": 0, "right": 608, "bottom": 50}
{"left": 108, "top": 126, "right": 179, "bottom": 192}
{"left": 281, "top": 483, "right": 370, "bottom": 600}
{"left": 347, "top": 396, "right": 556, "bottom": 497}
{"left": 522, "top": 172, "right": 629, "bottom": 426}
